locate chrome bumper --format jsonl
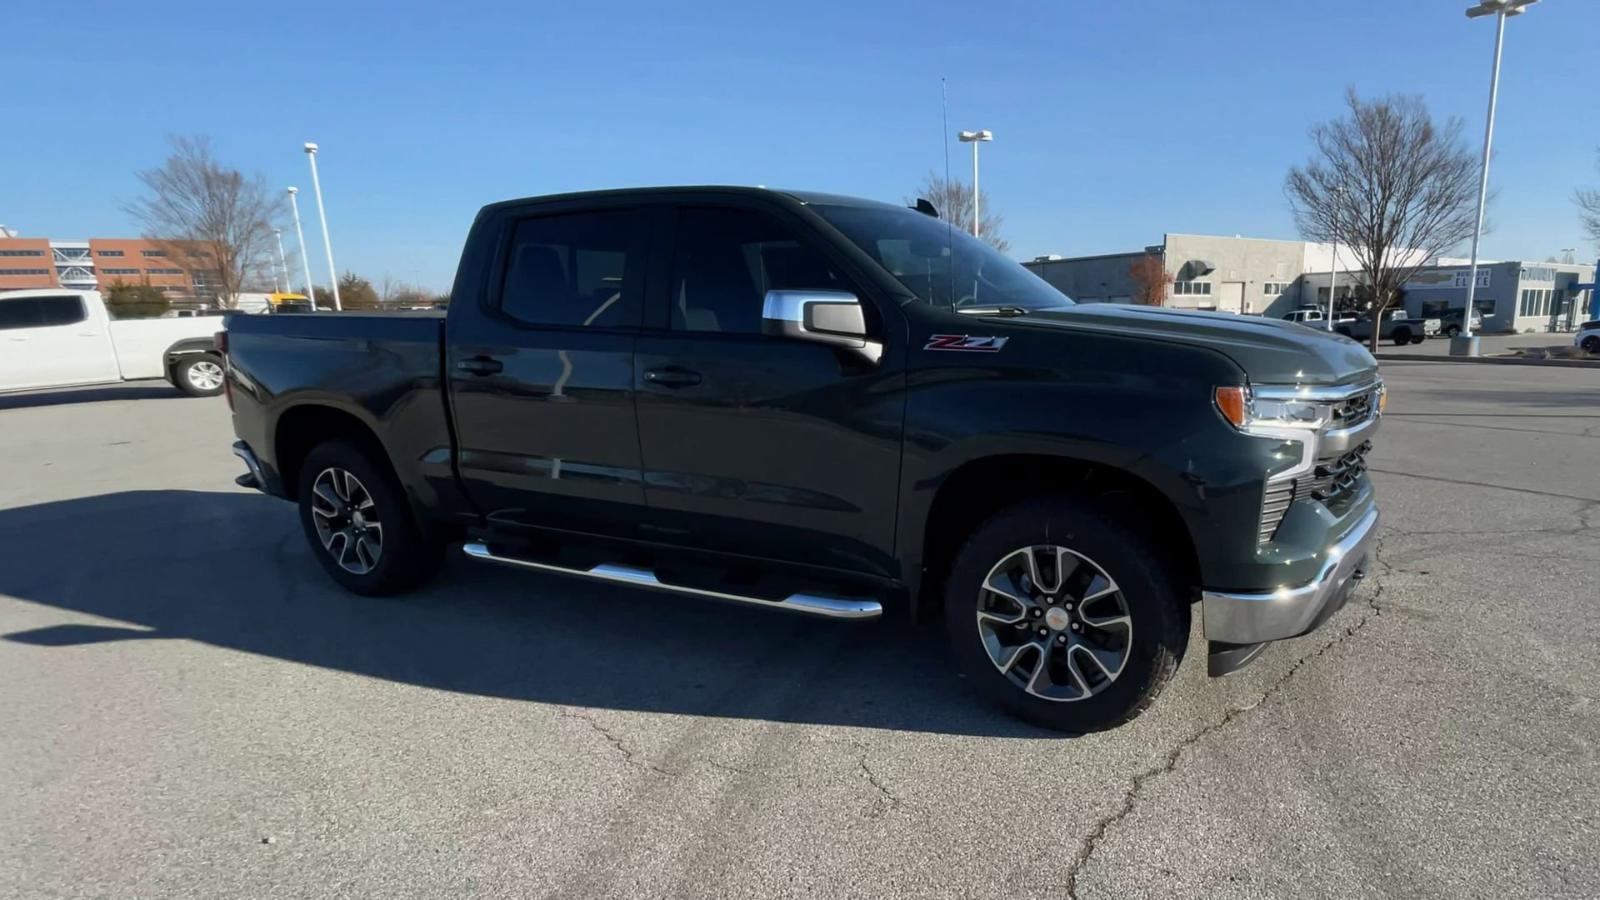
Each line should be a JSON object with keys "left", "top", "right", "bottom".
{"left": 1203, "top": 505, "right": 1380, "bottom": 644}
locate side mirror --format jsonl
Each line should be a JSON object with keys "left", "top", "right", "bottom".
{"left": 761, "top": 290, "right": 883, "bottom": 365}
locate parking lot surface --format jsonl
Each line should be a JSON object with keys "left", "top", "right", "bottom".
{"left": 1, "top": 362, "right": 1596, "bottom": 899}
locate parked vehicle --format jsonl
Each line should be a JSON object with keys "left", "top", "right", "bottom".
{"left": 0, "top": 289, "right": 229, "bottom": 397}
{"left": 1434, "top": 308, "right": 1486, "bottom": 338}
{"left": 1335, "top": 308, "right": 1436, "bottom": 345}
{"left": 223, "top": 187, "right": 1384, "bottom": 732}
{"left": 1281, "top": 307, "right": 1355, "bottom": 328}
{"left": 1575, "top": 319, "right": 1600, "bottom": 355}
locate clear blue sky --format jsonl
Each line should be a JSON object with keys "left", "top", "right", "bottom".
{"left": 4, "top": 0, "right": 1596, "bottom": 292}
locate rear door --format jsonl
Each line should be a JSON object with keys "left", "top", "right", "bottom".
{"left": 632, "top": 202, "right": 906, "bottom": 576}
{"left": 446, "top": 203, "right": 651, "bottom": 537}
{"left": 0, "top": 294, "right": 119, "bottom": 392}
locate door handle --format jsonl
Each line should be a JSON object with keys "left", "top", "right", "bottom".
{"left": 455, "top": 355, "right": 504, "bottom": 376}
{"left": 643, "top": 367, "right": 702, "bottom": 387}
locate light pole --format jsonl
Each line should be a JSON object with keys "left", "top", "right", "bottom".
{"left": 1326, "top": 187, "right": 1345, "bottom": 331}
{"left": 957, "top": 130, "right": 993, "bottom": 239}
{"left": 304, "top": 142, "right": 342, "bottom": 311}
{"left": 272, "top": 228, "right": 291, "bottom": 294}
{"left": 287, "top": 187, "right": 318, "bottom": 310}
{"left": 1458, "top": 0, "right": 1539, "bottom": 353}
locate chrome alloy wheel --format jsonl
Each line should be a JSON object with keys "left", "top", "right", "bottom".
{"left": 976, "top": 545, "right": 1133, "bottom": 702}
{"left": 186, "top": 360, "right": 224, "bottom": 391}
{"left": 309, "top": 467, "right": 383, "bottom": 575}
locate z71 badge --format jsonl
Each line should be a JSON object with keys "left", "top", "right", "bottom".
{"left": 924, "top": 334, "right": 1010, "bottom": 352}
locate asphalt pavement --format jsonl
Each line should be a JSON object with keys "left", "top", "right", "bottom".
{"left": 0, "top": 364, "right": 1595, "bottom": 899}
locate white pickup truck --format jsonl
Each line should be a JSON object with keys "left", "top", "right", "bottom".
{"left": 0, "top": 289, "right": 229, "bottom": 397}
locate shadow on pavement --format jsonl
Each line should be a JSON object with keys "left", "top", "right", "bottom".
{"left": 0, "top": 384, "right": 192, "bottom": 410}
{"left": 0, "top": 489, "right": 1048, "bottom": 739}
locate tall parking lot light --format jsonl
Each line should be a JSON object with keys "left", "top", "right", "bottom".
{"left": 1458, "top": 0, "right": 1540, "bottom": 349}
{"left": 958, "top": 130, "right": 993, "bottom": 238}
{"left": 304, "top": 142, "right": 342, "bottom": 311}
{"left": 287, "top": 187, "right": 318, "bottom": 310}
{"left": 273, "top": 228, "right": 291, "bottom": 294}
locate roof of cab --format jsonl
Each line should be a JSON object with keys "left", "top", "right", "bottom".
{"left": 477, "top": 186, "right": 904, "bottom": 215}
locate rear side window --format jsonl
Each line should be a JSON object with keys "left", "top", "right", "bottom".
{"left": 669, "top": 207, "right": 846, "bottom": 334}
{"left": 0, "top": 296, "right": 86, "bottom": 330}
{"left": 498, "top": 210, "right": 642, "bottom": 329}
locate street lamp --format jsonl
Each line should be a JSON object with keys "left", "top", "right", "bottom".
{"left": 1458, "top": 0, "right": 1539, "bottom": 352}
{"left": 287, "top": 187, "right": 318, "bottom": 310}
{"left": 957, "top": 130, "right": 993, "bottom": 239}
{"left": 304, "top": 142, "right": 342, "bottom": 311}
{"left": 1326, "top": 186, "right": 1345, "bottom": 331}
{"left": 272, "top": 228, "right": 290, "bottom": 294}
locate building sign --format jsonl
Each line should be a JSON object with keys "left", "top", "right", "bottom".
{"left": 1404, "top": 268, "right": 1491, "bottom": 290}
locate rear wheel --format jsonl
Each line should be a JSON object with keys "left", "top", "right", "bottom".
{"left": 175, "top": 354, "right": 225, "bottom": 397}
{"left": 942, "top": 495, "right": 1188, "bottom": 732}
{"left": 1444, "top": 325, "right": 1462, "bottom": 338}
{"left": 1391, "top": 328, "right": 1412, "bottom": 346}
{"left": 1410, "top": 335, "right": 1425, "bottom": 344}
{"left": 296, "top": 440, "right": 443, "bottom": 595}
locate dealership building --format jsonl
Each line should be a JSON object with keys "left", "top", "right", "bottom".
{"left": 1023, "top": 233, "right": 1595, "bottom": 333}
{"left": 0, "top": 227, "right": 220, "bottom": 302}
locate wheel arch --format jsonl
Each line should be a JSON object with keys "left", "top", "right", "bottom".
{"left": 272, "top": 403, "right": 394, "bottom": 503}
{"left": 162, "top": 337, "right": 221, "bottom": 383}
{"left": 910, "top": 454, "right": 1201, "bottom": 624}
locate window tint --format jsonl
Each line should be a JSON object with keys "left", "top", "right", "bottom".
{"left": 670, "top": 207, "right": 845, "bottom": 333}
{"left": 0, "top": 296, "right": 86, "bottom": 330}
{"left": 499, "top": 210, "right": 641, "bottom": 329}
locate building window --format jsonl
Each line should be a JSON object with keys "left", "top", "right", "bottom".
{"left": 1173, "top": 281, "right": 1212, "bottom": 296}
{"left": 141, "top": 249, "right": 167, "bottom": 258}
{"left": 97, "top": 249, "right": 126, "bottom": 257}
{"left": 1263, "top": 282, "right": 1292, "bottom": 294}
{"left": 146, "top": 267, "right": 184, "bottom": 275}
{"left": 0, "top": 268, "right": 50, "bottom": 276}
{"left": 0, "top": 249, "right": 45, "bottom": 257}
{"left": 101, "top": 268, "right": 141, "bottom": 275}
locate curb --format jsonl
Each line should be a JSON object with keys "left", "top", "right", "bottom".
{"left": 1378, "top": 353, "right": 1600, "bottom": 369}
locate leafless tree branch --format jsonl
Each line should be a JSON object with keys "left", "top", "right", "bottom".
{"left": 906, "top": 173, "right": 1010, "bottom": 252}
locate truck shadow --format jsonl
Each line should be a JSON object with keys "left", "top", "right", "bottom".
{"left": 0, "top": 489, "right": 1047, "bottom": 738}
{"left": 0, "top": 383, "right": 192, "bottom": 410}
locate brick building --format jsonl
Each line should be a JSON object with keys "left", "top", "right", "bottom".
{"left": 0, "top": 229, "right": 218, "bottom": 303}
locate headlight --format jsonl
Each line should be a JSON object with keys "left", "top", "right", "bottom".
{"left": 1213, "top": 386, "right": 1330, "bottom": 431}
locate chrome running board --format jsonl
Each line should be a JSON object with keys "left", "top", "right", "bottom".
{"left": 461, "top": 542, "right": 883, "bottom": 620}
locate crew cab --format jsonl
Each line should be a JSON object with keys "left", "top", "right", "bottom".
{"left": 223, "top": 187, "right": 1384, "bottom": 732}
{"left": 1335, "top": 308, "right": 1438, "bottom": 345}
{"left": 0, "top": 289, "right": 229, "bottom": 396}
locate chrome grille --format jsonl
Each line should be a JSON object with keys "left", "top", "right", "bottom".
{"left": 1258, "top": 479, "right": 1297, "bottom": 543}
{"left": 1330, "top": 390, "right": 1376, "bottom": 428}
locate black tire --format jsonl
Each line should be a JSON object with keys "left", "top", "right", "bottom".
{"left": 942, "top": 495, "right": 1189, "bottom": 732}
{"left": 1410, "top": 335, "right": 1425, "bottom": 344}
{"left": 174, "top": 353, "right": 225, "bottom": 397}
{"left": 1581, "top": 336, "right": 1600, "bottom": 355}
{"left": 295, "top": 439, "right": 444, "bottom": 595}
{"left": 1391, "top": 329, "right": 1411, "bottom": 346}
{"left": 1443, "top": 325, "right": 1461, "bottom": 338}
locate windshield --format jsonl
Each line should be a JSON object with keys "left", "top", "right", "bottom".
{"left": 812, "top": 203, "right": 1074, "bottom": 311}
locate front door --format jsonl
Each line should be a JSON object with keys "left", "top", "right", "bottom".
{"left": 632, "top": 204, "right": 906, "bottom": 576}
{"left": 447, "top": 206, "right": 649, "bottom": 537}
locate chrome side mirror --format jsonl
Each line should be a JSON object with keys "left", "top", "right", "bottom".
{"left": 761, "top": 290, "right": 883, "bottom": 365}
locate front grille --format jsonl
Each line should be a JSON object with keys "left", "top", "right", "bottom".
{"left": 1330, "top": 390, "right": 1376, "bottom": 428}
{"left": 1305, "top": 441, "right": 1372, "bottom": 506}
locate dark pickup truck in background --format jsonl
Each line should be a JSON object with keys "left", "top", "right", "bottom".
{"left": 1335, "top": 308, "right": 1438, "bottom": 345}
{"left": 223, "top": 187, "right": 1384, "bottom": 732}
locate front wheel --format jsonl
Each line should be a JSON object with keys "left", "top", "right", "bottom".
{"left": 1391, "top": 329, "right": 1412, "bottom": 346}
{"left": 296, "top": 440, "right": 444, "bottom": 595}
{"left": 942, "top": 496, "right": 1189, "bottom": 732}
{"left": 175, "top": 354, "right": 225, "bottom": 397}
{"left": 1443, "top": 325, "right": 1461, "bottom": 338}
{"left": 1410, "top": 335, "right": 1425, "bottom": 344}
{"left": 1581, "top": 336, "right": 1600, "bottom": 355}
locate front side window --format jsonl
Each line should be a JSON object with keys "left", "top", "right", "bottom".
{"left": 498, "top": 210, "right": 642, "bottom": 329}
{"left": 812, "top": 203, "right": 1071, "bottom": 311}
{"left": 669, "top": 207, "right": 846, "bottom": 334}
{"left": 0, "top": 296, "right": 86, "bottom": 330}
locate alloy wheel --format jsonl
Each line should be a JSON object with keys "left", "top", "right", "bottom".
{"left": 975, "top": 545, "right": 1133, "bottom": 702}
{"left": 309, "top": 467, "right": 383, "bottom": 575}
{"left": 187, "top": 360, "right": 224, "bottom": 392}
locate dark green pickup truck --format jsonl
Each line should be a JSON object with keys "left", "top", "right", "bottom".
{"left": 223, "top": 187, "right": 1384, "bottom": 732}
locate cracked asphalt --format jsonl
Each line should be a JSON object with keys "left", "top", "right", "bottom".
{"left": 1, "top": 361, "right": 1596, "bottom": 899}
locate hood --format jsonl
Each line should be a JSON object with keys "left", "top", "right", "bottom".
{"left": 1019, "top": 304, "right": 1378, "bottom": 386}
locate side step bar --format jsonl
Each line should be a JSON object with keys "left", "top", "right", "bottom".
{"left": 461, "top": 542, "right": 883, "bottom": 621}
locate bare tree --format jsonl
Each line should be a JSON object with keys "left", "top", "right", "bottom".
{"left": 907, "top": 173, "right": 1010, "bottom": 252}
{"left": 1286, "top": 90, "right": 1479, "bottom": 351}
{"left": 125, "top": 135, "right": 284, "bottom": 308}
{"left": 1577, "top": 147, "right": 1600, "bottom": 250}
{"left": 1128, "top": 253, "right": 1170, "bottom": 306}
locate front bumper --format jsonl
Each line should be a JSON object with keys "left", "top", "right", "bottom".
{"left": 1202, "top": 504, "right": 1380, "bottom": 645}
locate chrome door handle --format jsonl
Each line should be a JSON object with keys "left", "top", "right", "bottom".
{"left": 643, "top": 367, "right": 702, "bottom": 387}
